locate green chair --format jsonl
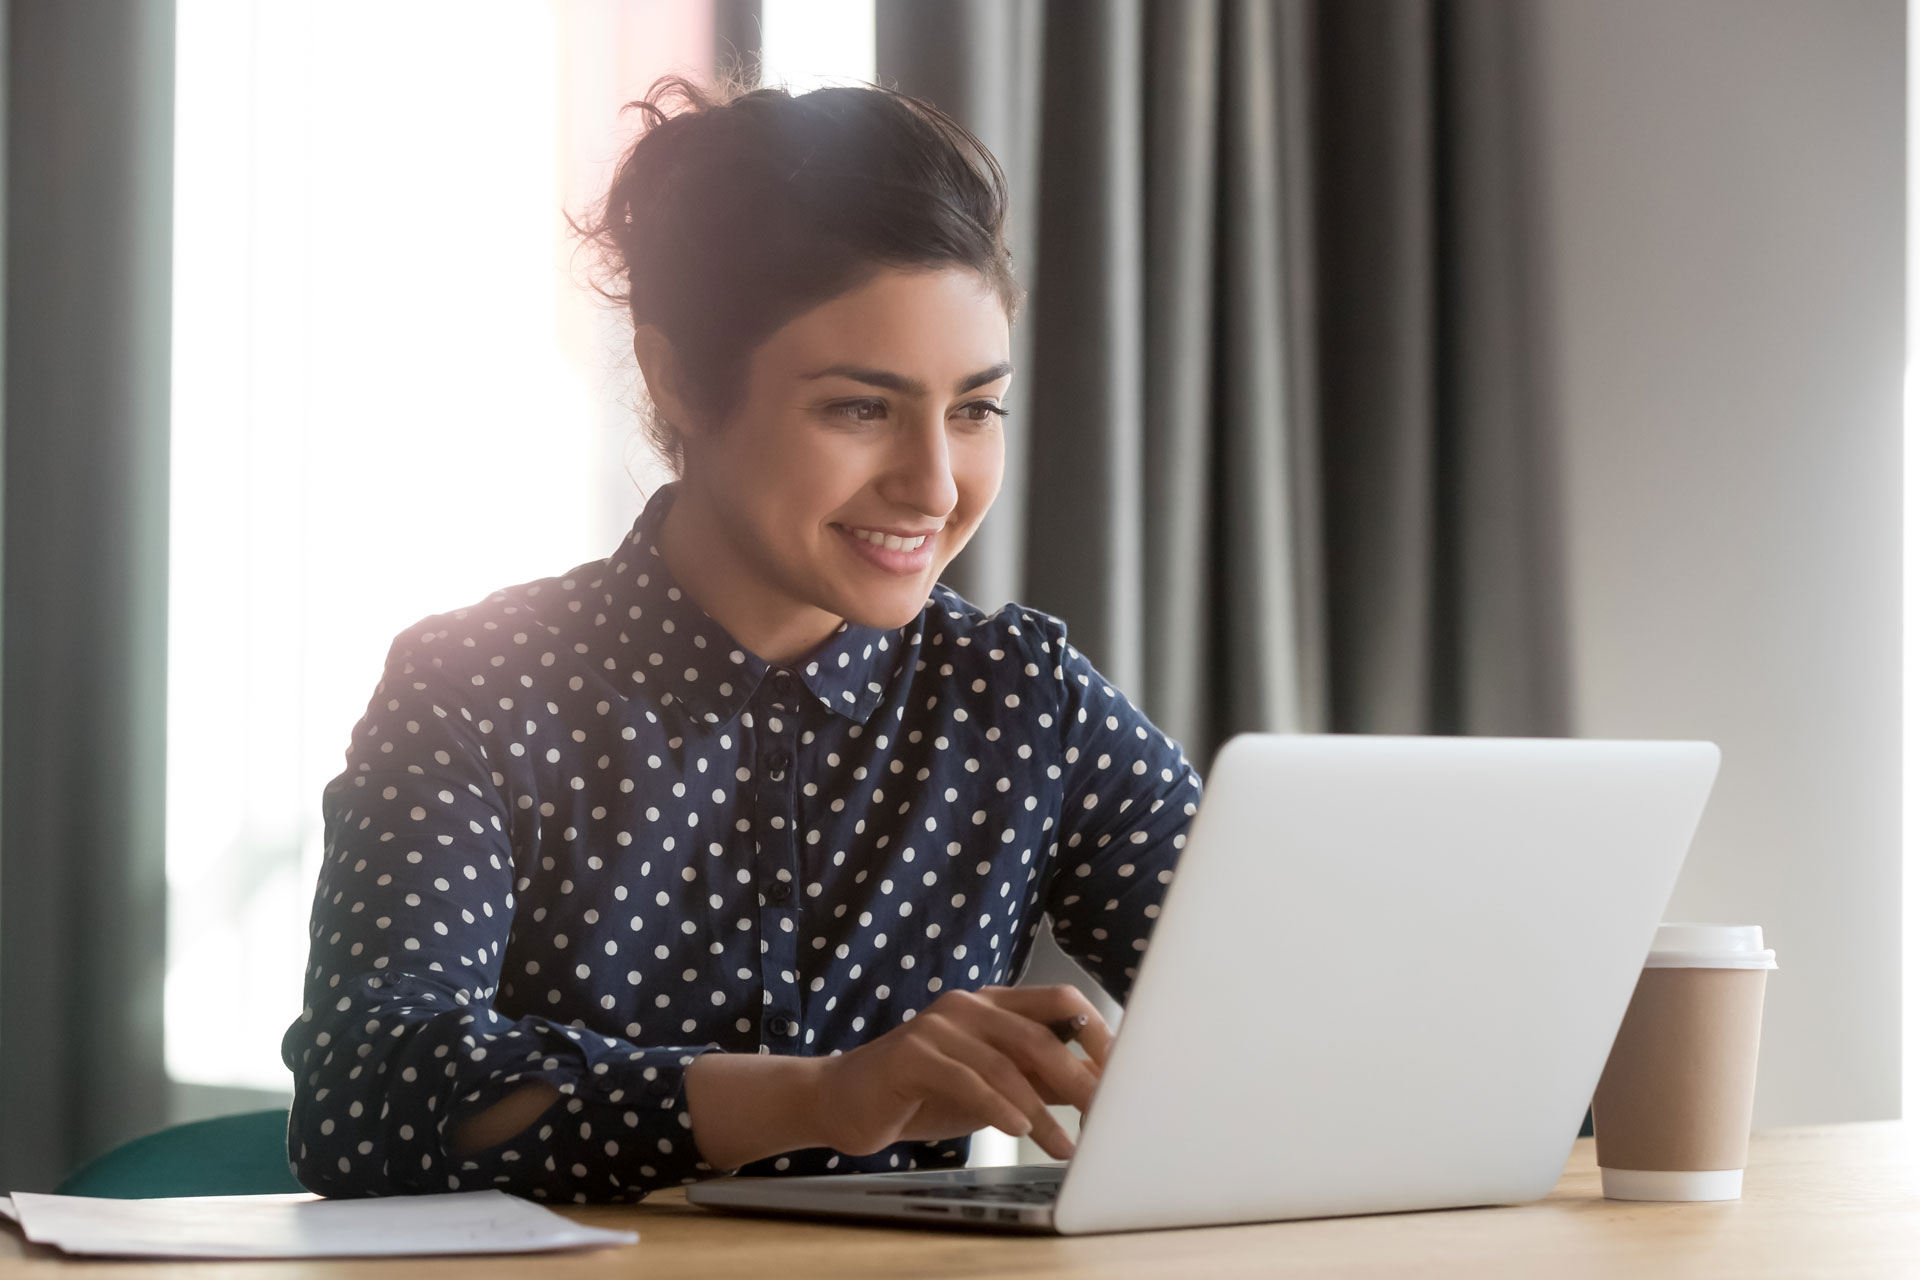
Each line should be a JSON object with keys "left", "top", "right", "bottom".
{"left": 55, "top": 1109, "right": 306, "bottom": 1198}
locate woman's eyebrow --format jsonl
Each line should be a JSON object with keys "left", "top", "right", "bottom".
{"left": 800, "top": 361, "right": 1014, "bottom": 396}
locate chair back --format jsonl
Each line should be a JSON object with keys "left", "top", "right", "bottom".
{"left": 55, "top": 1109, "right": 305, "bottom": 1198}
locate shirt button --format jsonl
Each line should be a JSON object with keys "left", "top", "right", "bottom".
{"left": 766, "top": 879, "right": 791, "bottom": 904}
{"left": 766, "top": 1015, "right": 794, "bottom": 1037}
{"left": 771, "top": 670, "right": 797, "bottom": 700}
{"left": 766, "top": 749, "right": 793, "bottom": 774}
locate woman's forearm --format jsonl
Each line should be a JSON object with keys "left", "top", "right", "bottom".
{"left": 683, "top": 1051, "right": 829, "bottom": 1171}
{"left": 449, "top": 1053, "right": 826, "bottom": 1173}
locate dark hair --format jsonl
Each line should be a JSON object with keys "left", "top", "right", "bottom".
{"left": 575, "top": 76, "right": 1022, "bottom": 472}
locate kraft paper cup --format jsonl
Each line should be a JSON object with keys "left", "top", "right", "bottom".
{"left": 1591, "top": 923, "right": 1776, "bottom": 1202}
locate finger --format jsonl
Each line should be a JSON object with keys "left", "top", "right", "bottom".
{"left": 976, "top": 984, "right": 1118, "bottom": 1070}
{"left": 919, "top": 1013, "right": 1063, "bottom": 1148}
{"left": 912, "top": 1041, "right": 1036, "bottom": 1145}
{"left": 1046, "top": 1017, "right": 1107, "bottom": 1078}
{"left": 959, "top": 999, "right": 1102, "bottom": 1113}
{"left": 936, "top": 989, "right": 1096, "bottom": 1108}
{"left": 1029, "top": 1110, "right": 1076, "bottom": 1162}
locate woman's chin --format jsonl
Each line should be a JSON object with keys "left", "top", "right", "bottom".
{"left": 832, "top": 583, "right": 937, "bottom": 633}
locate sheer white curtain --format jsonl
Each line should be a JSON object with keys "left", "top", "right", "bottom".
{"left": 166, "top": 0, "right": 711, "bottom": 1094}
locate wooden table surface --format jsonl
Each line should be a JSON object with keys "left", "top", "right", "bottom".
{"left": 3, "top": 1123, "right": 1916, "bottom": 1278}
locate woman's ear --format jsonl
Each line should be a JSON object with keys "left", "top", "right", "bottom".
{"left": 632, "top": 326, "right": 702, "bottom": 440}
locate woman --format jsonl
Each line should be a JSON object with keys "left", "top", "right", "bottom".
{"left": 283, "top": 78, "right": 1200, "bottom": 1203}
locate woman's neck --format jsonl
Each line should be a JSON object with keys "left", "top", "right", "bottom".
{"left": 654, "top": 484, "right": 845, "bottom": 667}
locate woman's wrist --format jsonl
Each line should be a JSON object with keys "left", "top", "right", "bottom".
{"left": 684, "top": 1050, "right": 833, "bottom": 1172}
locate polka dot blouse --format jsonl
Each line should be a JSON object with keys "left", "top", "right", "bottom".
{"left": 282, "top": 483, "right": 1202, "bottom": 1203}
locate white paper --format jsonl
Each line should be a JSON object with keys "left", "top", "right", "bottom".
{"left": 4, "top": 1190, "right": 637, "bottom": 1259}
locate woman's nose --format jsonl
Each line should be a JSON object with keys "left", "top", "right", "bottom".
{"left": 881, "top": 418, "right": 960, "bottom": 517}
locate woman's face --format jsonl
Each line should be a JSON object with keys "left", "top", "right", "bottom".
{"left": 675, "top": 266, "right": 1012, "bottom": 633}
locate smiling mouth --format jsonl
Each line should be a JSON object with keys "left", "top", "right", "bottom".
{"left": 837, "top": 524, "right": 935, "bottom": 553}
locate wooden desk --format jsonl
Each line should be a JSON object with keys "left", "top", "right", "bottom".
{"left": 2, "top": 1124, "right": 1915, "bottom": 1277}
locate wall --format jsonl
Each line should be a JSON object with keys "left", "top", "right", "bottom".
{"left": 1532, "top": 0, "right": 1904, "bottom": 1125}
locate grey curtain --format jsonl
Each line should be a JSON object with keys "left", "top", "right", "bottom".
{"left": 879, "top": 0, "right": 1569, "bottom": 757}
{"left": 0, "top": 0, "right": 176, "bottom": 1190}
{"left": 714, "top": 0, "right": 762, "bottom": 82}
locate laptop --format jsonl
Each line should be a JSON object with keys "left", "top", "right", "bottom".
{"left": 687, "top": 733, "right": 1721, "bottom": 1235}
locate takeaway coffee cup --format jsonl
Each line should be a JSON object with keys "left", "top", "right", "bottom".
{"left": 1590, "top": 923, "right": 1777, "bottom": 1201}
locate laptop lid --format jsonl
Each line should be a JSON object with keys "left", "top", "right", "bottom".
{"left": 1051, "top": 734, "right": 1719, "bottom": 1235}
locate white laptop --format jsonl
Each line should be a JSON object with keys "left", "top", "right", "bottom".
{"left": 687, "top": 733, "right": 1721, "bottom": 1235}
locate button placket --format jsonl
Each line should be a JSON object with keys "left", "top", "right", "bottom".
{"left": 753, "top": 670, "right": 805, "bottom": 1052}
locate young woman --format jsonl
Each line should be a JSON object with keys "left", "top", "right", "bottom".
{"left": 283, "top": 79, "right": 1201, "bottom": 1204}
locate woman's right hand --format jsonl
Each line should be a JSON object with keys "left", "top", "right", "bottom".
{"left": 810, "top": 984, "right": 1115, "bottom": 1160}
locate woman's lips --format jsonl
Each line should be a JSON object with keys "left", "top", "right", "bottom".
{"left": 832, "top": 522, "right": 939, "bottom": 575}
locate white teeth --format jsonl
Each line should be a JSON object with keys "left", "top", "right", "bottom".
{"left": 847, "top": 527, "right": 928, "bottom": 551}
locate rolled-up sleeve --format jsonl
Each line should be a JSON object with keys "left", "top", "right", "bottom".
{"left": 1031, "top": 618, "right": 1202, "bottom": 1005}
{"left": 281, "top": 631, "right": 723, "bottom": 1203}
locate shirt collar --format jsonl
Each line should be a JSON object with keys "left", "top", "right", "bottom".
{"left": 600, "top": 484, "right": 903, "bottom": 726}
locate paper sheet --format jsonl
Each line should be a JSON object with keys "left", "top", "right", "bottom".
{"left": 2, "top": 1190, "right": 637, "bottom": 1259}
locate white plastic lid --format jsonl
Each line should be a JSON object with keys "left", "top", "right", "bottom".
{"left": 1644, "top": 923, "right": 1777, "bottom": 970}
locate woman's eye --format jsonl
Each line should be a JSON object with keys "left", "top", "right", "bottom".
{"left": 956, "top": 401, "right": 1009, "bottom": 424}
{"left": 829, "top": 399, "right": 887, "bottom": 422}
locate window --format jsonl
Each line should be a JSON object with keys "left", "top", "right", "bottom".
{"left": 759, "top": 0, "right": 876, "bottom": 92}
{"left": 166, "top": 1, "right": 873, "bottom": 1097}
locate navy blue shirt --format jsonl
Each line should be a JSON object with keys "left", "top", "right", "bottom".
{"left": 283, "top": 483, "right": 1201, "bottom": 1203}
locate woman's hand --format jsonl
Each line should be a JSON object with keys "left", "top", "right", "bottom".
{"left": 811, "top": 984, "right": 1115, "bottom": 1161}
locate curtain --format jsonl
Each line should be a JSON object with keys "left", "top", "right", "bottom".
{"left": 0, "top": 0, "right": 177, "bottom": 1190}
{"left": 878, "top": 0, "right": 1570, "bottom": 757}
{"left": 714, "top": 0, "right": 761, "bottom": 81}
